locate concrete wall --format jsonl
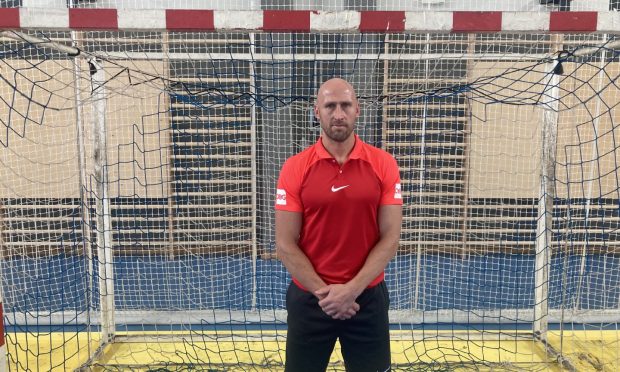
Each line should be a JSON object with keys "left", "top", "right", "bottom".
{"left": 21, "top": 0, "right": 613, "bottom": 11}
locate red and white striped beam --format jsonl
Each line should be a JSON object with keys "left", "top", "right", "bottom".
{"left": 0, "top": 8, "right": 618, "bottom": 33}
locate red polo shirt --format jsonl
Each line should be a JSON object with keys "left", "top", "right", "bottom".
{"left": 275, "top": 135, "right": 402, "bottom": 289}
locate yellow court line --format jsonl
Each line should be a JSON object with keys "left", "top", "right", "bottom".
{"left": 3, "top": 330, "right": 618, "bottom": 371}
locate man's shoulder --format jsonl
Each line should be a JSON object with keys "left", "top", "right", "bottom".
{"left": 281, "top": 142, "right": 320, "bottom": 173}
{"left": 358, "top": 140, "right": 396, "bottom": 162}
{"left": 286, "top": 142, "right": 319, "bottom": 162}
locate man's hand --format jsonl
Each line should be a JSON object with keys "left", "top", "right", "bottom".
{"left": 315, "top": 284, "right": 361, "bottom": 320}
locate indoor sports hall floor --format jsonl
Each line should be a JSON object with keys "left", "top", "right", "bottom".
{"left": 3, "top": 255, "right": 619, "bottom": 371}
{"left": 5, "top": 329, "right": 619, "bottom": 371}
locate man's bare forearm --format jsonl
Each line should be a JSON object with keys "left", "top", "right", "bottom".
{"left": 348, "top": 204, "right": 402, "bottom": 294}
{"left": 277, "top": 241, "right": 326, "bottom": 294}
{"left": 347, "top": 235, "right": 398, "bottom": 296}
{"left": 275, "top": 210, "right": 326, "bottom": 295}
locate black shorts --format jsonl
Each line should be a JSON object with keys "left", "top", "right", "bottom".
{"left": 285, "top": 281, "right": 391, "bottom": 372}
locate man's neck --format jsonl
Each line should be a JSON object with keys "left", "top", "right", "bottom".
{"left": 321, "top": 135, "right": 355, "bottom": 165}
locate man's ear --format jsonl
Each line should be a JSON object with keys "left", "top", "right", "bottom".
{"left": 310, "top": 107, "right": 319, "bottom": 127}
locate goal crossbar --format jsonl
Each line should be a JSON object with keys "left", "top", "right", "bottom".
{"left": 0, "top": 8, "right": 616, "bottom": 34}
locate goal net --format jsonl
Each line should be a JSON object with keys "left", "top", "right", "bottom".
{"left": 1, "top": 6, "right": 619, "bottom": 372}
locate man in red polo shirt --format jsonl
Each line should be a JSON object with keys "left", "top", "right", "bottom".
{"left": 275, "top": 78, "right": 403, "bottom": 371}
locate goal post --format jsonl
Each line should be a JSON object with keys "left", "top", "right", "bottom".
{"left": 89, "top": 56, "right": 116, "bottom": 346}
{"left": 1, "top": 4, "right": 620, "bottom": 371}
{"left": 534, "top": 54, "right": 562, "bottom": 343}
{"left": 0, "top": 282, "right": 5, "bottom": 372}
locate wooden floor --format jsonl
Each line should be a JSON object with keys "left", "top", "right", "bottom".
{"left": 3, "top": 330, "right": 619, "bottom": 371}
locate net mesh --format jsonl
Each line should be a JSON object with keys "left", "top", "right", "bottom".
{"left": 0, "top": 28, "right": 619, "bottom": 371}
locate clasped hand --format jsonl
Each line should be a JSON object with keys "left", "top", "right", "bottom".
{"left": 315, "top": 284, "right": 360, "bottom": 320}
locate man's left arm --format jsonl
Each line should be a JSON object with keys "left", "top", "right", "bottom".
{"left": 317, "top": 204, "right": 402, "bottom": 319}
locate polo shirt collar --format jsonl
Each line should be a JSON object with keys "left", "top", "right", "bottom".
{"left": 315, "top": 134, "right": 363, "bottom": 160}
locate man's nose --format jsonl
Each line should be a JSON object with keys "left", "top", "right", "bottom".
{"left": 333, "top": 105, "right": 345, "bottom": 119}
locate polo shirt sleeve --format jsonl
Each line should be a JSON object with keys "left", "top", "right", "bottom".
{"left": 380, "top": 153, "right": 403, "bottom": 206}
{"left": 275, "top": 157, "right": 303, "bottom": 212}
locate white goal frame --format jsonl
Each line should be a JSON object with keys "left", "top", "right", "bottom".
{"left": 1, "top": 6, "right": 620, "bottom": 372}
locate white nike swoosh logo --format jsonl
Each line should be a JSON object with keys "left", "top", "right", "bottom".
{"left": 331, "top": 185, "right": 350, "bottom": 192}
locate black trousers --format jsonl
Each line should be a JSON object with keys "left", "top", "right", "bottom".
{"left": 284, "top": 281, "right": 391, "bottom": 372}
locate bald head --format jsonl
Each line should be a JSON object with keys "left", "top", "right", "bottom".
{"left": 314, "top": 78, "right": 360, "bottom": 144}
{"left": 317, "top": 78, "right": 357, "bottom": 104}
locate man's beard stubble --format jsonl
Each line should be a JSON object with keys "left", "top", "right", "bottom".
{"left": 322, "top": 124, "right": 354, "bottom": 143}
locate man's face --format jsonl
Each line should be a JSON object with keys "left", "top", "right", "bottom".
{"left": 314, "top": 84, "right": 360, "bottom": 143}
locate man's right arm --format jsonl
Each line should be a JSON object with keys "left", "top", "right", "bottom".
{"left": 275, "top": 210, "right": 327, "bottom": 295}
{"left": 275, "top": 210, "right": 360, "bottom": 319}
